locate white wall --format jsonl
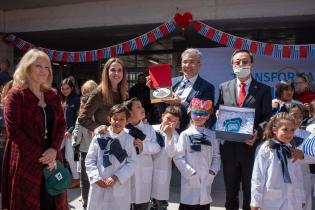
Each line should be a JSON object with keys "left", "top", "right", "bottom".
{"left": 2, "top": 0, "right": 315, "bottom": 32}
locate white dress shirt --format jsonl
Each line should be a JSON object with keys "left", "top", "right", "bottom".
{"left": 236, "top": 77, "right": 252, "bottom": 99}
{"left": 175, "top": 74, "right": 198, "bottom": 103}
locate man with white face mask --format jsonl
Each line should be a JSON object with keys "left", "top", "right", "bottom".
{"left": 216, "top": 50, "right": 272, "bottom": 210}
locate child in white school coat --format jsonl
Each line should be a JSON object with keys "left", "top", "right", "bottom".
{"left": 85, "top": 104, "right": 137, "bottom": 210}
{"left": 251, "top": 112, "right": 305, "bottom": 210}
{"left": 174, "top": 98, "right": 220, "bottom": 210}
{"left": 124, "top": 97, "right": 160, "bottom": 210}
{"left": 286, "top": 104, "right": 315, "bottom": 210}
{"left": 151, "top": 105, "right": 182, "bottom": 210}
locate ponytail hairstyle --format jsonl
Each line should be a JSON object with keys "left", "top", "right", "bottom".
{"left": 263, "top": 112, "right": 295, "bottom": 140}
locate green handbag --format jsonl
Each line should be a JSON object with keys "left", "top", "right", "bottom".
{"left": 43, "top": 160, "right": 71, "bottom": 196}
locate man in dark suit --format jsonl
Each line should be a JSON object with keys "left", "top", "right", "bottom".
{"left": 158, "top": 48, "right": 215, "bottom": 131}
{"left": 216, "top": 49, "right": 272, "bottom": 210}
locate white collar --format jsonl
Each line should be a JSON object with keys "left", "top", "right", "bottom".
{"left": 108, "top": 126, "right": 126, "bottom": 138}
{"left": 271, "top": 139, "right": 291, "bottom": 147}
{"left": 184, "top": 74, "right": 198, "bottom": 84}
{"left": 236, "top": 76, "right": 252, "bottom": 87}
{"left": 133, "top": 120, "right": 144, "bottom": 129}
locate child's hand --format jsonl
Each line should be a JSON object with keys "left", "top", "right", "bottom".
{"left": 290, "top": 147, "right": 304, "bottom": 162}
{"left": 134, "top": 139, "right": 143, "bottom": 152}
{"left": 97, "top": 125, "right": 108, "bottom": 134}
{"left": 161, "top": 124, "right": 173, "bottom": 140}
{"left": 96, "top": 179, "right": 107, "bottom": 188}
{"left": 64, "top": 131, "right": 72, "bottom": 138}
{"left": 104, "top": 175, "right": 118, "bottom": 186}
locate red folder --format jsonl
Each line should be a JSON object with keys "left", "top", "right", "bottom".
{"left": 149, "top": 64, "right": 172, "bottom": 88}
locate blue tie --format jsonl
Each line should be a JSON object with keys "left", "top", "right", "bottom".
{"left": 176, "top": 79, "right": 189, "bottom": 97}
{"left": 269, "top": 141, "right": 292, "bottom": 183}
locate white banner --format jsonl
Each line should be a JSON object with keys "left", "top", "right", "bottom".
{"left": 198, "top": 47, "right": 315, "bottom": 102}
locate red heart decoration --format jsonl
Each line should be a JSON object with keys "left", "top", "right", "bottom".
{"left": 174, "top": 12, "right": 193, "bottom": 29}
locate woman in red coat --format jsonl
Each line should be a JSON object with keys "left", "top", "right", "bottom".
{"left": 294, "top": 73, "right": 315, "bottom": 105}
{"left": 1, "top": 49, "right": 68, "bottom": 210}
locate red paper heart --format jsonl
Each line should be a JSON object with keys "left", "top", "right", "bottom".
{"left": 174, "top": 12, "right": 193, "bottom": 29}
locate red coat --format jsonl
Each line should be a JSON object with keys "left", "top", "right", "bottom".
{"left": 294, "top": 90, "right": 315, "bottom": 104}
{"left": 2, "top": 88, "right": 68, "bottom": 210}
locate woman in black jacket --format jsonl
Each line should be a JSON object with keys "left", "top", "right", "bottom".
{"left": 60, "top": 78, "right": 80, "bottom": 188}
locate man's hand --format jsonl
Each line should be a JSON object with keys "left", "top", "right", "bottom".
{"left": 245, "top": 130, "right": 258, "bottom": 146}
{"left": 96, "top": 125, "right": 108, "bottom": 134}
{"left": 146, "top": 76, "right": 153, "bottom": 89}
{"left": 161, "top": 93, "right": 181, "bottom": 105}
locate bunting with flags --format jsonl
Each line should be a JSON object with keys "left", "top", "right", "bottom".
{"left": 192, "top": 21, "right": 315, "bottom": 60}
{"left": 2, "top": 14, "right": 315, "bottom": 63}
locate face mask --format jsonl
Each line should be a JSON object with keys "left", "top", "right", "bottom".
{"left": 233, "top": 66, "right": 251, "bottom": 78}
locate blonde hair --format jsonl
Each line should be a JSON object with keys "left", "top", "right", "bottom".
{"left": 1, "top": 80, "right": 13, "bottom": 105}
{"left": 81, "top": 80, "right": 98, "bottom": 96}
{"left": 263, "top": 112, "right": 295, "bottom": 140}
{"left": 296, "top": 73, "right": 313, "bottom": 92}
{"left": 98, "top": 57, "right": 127, "bottom": 105}
{"left": 13, "top": 49, "right": 52, "bottom": 90}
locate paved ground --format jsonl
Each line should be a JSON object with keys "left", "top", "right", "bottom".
{"left": 68, "top": 166, "right": 240, "bottom": 210}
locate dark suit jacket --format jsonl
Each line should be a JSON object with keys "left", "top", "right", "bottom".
{"left": 216, "top": 77, "right": 272, "bottom": 139}
{"left": 172, "top": 75, "right": 215, "bottom": 130}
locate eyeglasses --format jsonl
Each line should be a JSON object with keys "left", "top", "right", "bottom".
{"left": 294, "top": 81, "right": 306, "bottom": 86}
{"left": 232, "top": 60, "right": 250, "bottom": 66}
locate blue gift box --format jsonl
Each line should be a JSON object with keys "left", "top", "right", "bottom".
{"left": 215, "top": 105, "right": 255, "bottom": 142}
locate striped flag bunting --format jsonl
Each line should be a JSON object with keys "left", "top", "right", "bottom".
{"left": 192, "top": 20, "right": 315, "bottom": 60}
{"left": 1, "top": 19, "right": 177, "bottom": 63}
{"left": 2, "top": 16, "right": 315, "bottom": 62}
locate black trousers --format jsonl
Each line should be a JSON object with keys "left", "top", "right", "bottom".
{"left": 40, "top": 177, "right": 56, "bottom": 210}
{"left": 80, "top": 152, "right": 89, "bottom": 208}
{"left": 131, "top": 202, "right": 150, "bottom": 210}
{"left": 178, "top": 203, "right": 210, "bottom": 210}
{"left": 221, "top": 141, "right": 255, "bottom": 210}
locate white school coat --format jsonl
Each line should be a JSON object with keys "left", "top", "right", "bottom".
{"left": 151, "top": 124, "right": 179, "bottom": 200}
{"left": 128, "top": 121, "right": 160, "bottom": 204}
{"left": 173, "top": 125, "right": 221, "bottom": 205}
{"left": 85, "top": 127, "right": 137, "bottom": 210}
{"left": 295, "top": 129, "right": 315, "bottom": 210}
{"left": 251, "top": 139, "right": 305, "bottom": 210}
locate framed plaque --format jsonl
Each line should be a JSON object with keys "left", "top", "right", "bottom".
{"left": 215, "top": 105, "right": 255, "bottom": 142}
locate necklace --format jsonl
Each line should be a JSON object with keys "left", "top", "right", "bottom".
{"left": 42, "top": 107, "right": 48, "bottom": 140}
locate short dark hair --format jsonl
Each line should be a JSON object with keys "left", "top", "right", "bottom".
{"left": 310, "top": 99, "right": 315, "bottom": 114}
{"left": 124, "top": 97, "right": 140, "bottom": 111}
{"left": 164, "top": 105, "right": 182, "bottom": 119}
{"left": 275, "top": 80, "right": 294, "bottom": 99}
{"left": 231, "top": 49, "right": 254, "bottom": 64}
{"left": 108, "top": 103, "right": 130, "bottom": 118}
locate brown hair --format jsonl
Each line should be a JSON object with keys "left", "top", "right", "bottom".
{"left": 275, "top": 80, "right": 294, "bottom": 100}
{"left": 108, "top": 103, "right": 130, "bottom": 119}
{"left": 97, "top": 58, "right": 127, "bottom": 105}
{"left": 263, "top": 112, "right": 295, "bottom": 140}
{"left": 164, "top": 105, "right": 182, "bottom": 119}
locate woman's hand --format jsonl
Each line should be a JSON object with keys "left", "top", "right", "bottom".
{"left": 47, "top": 160, "right": 57, "bottom": 171}
{"left": 96, "top": 125, "right": 108, "bottom": 134}
{"left": 39, "top": 148, "right": 57, "bottom": 165}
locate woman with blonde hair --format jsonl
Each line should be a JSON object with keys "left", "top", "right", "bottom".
{"left": 1, "top": 49, "right": 68, "bottom": 210}
{"left": 78, "top": 57, "right": 127, "bottom": 133}
{"left": 294, "top": 73, "right": 315, "bottom": 105}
